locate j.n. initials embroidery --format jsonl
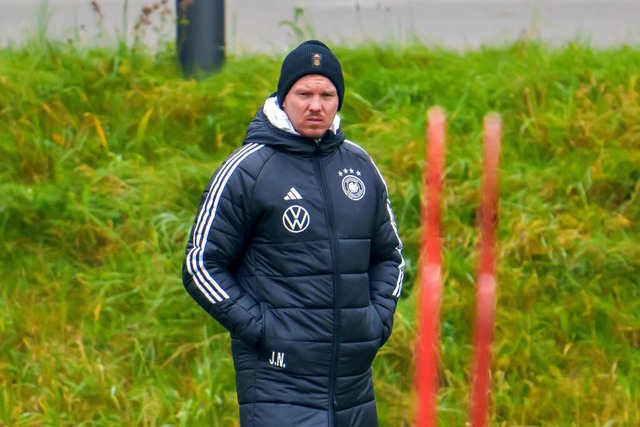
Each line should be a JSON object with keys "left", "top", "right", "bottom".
{"left": 269, "top": 351, "right": 287, "bottom": 368}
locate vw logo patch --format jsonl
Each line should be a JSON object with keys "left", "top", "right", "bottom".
{"left": 282, "top": 205, "right": 310, "bottom": 233}
{"left": 342, "top": 175, "right": 366, "bottom": 201}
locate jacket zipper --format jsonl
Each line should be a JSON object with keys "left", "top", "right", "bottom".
{"left": 312, "top": 148, "right": 341, "bottom": 427}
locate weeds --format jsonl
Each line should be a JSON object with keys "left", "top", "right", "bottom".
{"left": 279, "top": 7, "right": 317, "bottom": 44}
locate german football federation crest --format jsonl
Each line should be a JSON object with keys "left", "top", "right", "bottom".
{"left": 338, "top": 168, "right": 366, "bottom": 201}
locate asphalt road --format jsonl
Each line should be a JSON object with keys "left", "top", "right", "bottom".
{"left": 1, "top": 0, "right": 639, "bottom": 53}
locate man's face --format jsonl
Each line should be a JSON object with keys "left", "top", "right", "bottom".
{"left": 282, "top": 74, "right": 339, "bottom": 140}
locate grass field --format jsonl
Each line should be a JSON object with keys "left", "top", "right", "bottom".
{"left": 1, "top": 25, "right": 639, "bottom": 426}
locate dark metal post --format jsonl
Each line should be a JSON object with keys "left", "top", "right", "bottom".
{"left": 177, "top": 0, "right": 225, "bottom": 77}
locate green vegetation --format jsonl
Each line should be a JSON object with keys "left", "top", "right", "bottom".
{"left": 1, "top": 33, "right": 639, "bottom": 426}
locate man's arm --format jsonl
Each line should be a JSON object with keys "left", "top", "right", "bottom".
{"left": 182, "top": 143, "right": 265, "bottom": 347}
{"left": 369, "top": 186, "right": 405, "bottom": 346}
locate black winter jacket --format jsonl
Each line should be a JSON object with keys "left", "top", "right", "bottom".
{"left": 183, "top": 97, "right": 404, "bottom": 426}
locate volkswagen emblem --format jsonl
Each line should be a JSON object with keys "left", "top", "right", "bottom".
{"left": 282, "top": 205, "right": 310, "bottom": 233}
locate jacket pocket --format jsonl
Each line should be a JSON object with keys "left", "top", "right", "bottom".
{"left": 259, "top": 307, "right": 334, "bottom": 375}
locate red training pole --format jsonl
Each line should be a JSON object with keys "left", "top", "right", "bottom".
{"left": 415, "top": 107, "right": 446, "bottom": 427}
{"left": 469, "top": 113, "right": 502, "bottom": 427}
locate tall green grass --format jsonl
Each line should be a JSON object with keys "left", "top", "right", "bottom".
{"left": 1, "top": 35, "right": 639, "bottom": 426}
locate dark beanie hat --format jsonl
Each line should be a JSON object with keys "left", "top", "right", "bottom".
{"left": 277, "top": 40, "right": 345, "bottom": 111}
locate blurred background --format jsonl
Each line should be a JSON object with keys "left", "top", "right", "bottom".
{"left": 1, "top": 0, "right": 640, "bottom": 53}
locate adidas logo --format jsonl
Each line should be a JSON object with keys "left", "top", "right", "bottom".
{"left": 284, "top": 187, "right": 303, "bottom": 201}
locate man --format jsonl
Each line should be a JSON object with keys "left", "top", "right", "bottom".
{"left": 182, "top": 40, "right": 404, "bottom": 426}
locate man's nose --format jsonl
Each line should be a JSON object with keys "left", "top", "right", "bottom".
{"left": 309, "top": 96, "right": 322, "bottom": 111}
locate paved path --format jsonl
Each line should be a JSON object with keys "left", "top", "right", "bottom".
{"left": 1, "top": 0, "right": 639, "bottom": 53}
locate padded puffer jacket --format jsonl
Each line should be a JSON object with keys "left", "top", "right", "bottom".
{"left": 182, "top": 97, "right": 404, "bottom": 426}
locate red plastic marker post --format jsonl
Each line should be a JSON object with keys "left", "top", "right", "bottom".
{"left": 469, "top": 113, "right": 502, "bottom": 427}
{"left": 415, "top": 107, "right": 446, "bottom": 427}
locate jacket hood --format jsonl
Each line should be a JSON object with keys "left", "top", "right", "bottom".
{"left": 243, "top": 96, "right": 345, "bottom": 155}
